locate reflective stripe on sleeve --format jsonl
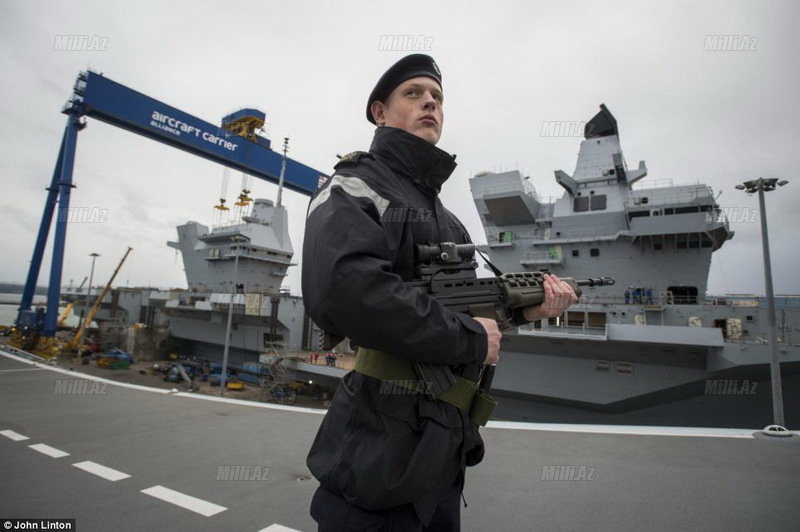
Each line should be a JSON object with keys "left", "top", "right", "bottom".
{"left": 307, "top": 174, "right": 390, "bottom": 219}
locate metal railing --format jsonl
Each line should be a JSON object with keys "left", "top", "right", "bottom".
{"left": 625, "top": 184, "right": 714, "bottom": 209}
{"left": 474, "top": 182, "right": 552, "bottom": 204}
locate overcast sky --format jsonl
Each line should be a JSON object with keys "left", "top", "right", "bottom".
{"left": 1, "top": 0, "right": 798, "bottom": 297}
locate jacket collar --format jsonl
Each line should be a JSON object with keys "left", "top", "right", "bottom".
{"left": 369, "top": 127, "right": 457, "bottom": 193}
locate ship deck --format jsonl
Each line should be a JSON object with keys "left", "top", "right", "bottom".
{"left": 1, "top": 348, "right": 798, "bottom": 532}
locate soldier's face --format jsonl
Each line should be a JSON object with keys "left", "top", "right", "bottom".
{"left": 371, "top": 77, "right": 444, "bottom": 145}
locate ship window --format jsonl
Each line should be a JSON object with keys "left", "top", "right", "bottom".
{"left": 590, "top": 194, "right": 607, "bottom": 211}
{"left": 574, "top": 197, "right": 590, "bottom": 212}
{"left": 587, "top": 312, "right": 607, "bottom": 328}
{"left": 654, "top": 242, "right": 663, "bottom": 251}
{"left": 263, "top": 333, "right": 284, "bottom": 347}
{"left": 572, "top": 249, "right": 580, "bottom": 257}
{"left": 641, "top": 197, "right": 649, "bottom": 204}
{"left": 665, "top": 208, "right": 675, "bottom": 215}
{"left": 566, "top": 312, "right": 584, "bottom": 327}
{"left": 590, "top": 248, "right": 600, "bottom": 257}
{"left": 746, "top": 315, "right": 754, "bottom": 323}
{"left": 667, "top": 286, "right": 698, "bottom": 305}
{"left": 628, "top": 211, "right": 649, "bottom": 220}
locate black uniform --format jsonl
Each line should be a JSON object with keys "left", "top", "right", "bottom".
{"left": 303, "top": 126, "right": 488, "bottom": 529}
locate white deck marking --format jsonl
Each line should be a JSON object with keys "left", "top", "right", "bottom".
{"left": 486, "top": 421, "right": 760, "bottom": 438}
{"left": 257, "top": 525, "right": 303, "bottom": 532}
{"left": 0, "top": 429, "right": 30, "bottom": 441}
{"left": 72, "top": 460, "right": 131, "bottom": 481}
{"left": 141, "top": 485, "right": 227, "bottom": 517}
{"left": 0, "top": 368, "right": 45, "bottom": 373}
{"left": 28, "top": 443, "right": 70, "bottom": 458}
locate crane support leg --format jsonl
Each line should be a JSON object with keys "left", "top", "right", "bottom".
{"left": 18, "top": 128, "right": 68, "bottom": 321}
{"left": 42, "top": 114, "right": 82, "bottom": 337}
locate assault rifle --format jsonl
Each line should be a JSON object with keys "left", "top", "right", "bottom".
{"left": 409, "top": 242, "right": 614, "bottom": 396}
{"left": 322, "top": 242, "right": 614, "bottom": 400}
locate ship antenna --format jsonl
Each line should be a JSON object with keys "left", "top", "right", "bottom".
{"left": 276, "top": 137, "right": 289, "bottom": 207}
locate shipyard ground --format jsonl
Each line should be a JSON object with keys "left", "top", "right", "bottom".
{"left": 2, "top": 347, "right": 799, "bottom": 531}
{"left": 47, "top": 352, "right": 349, "bottom": 410}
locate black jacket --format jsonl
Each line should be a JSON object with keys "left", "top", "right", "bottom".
{"left": 303, "top": 127, "right": 487, "bottom": 525}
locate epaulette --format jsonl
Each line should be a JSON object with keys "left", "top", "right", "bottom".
{"left": 334, "top": 151, "right": 374, "bottom": 169}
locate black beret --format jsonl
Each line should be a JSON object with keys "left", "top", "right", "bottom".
{"left": 366, "top": 54, "right": 442, "bottom": 124}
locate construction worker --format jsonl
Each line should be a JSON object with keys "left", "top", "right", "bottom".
{"left": 302, "top": 54, "right": 577, "bottom": 531}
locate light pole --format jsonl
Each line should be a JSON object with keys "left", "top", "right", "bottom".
{"left": 276, "top": 137, "right": 289, "bottom": 208}
{"left": 735, "top": 177, "right": 789, "bottom": 428}
{"left": 220, "top": 235, "right": 249, "bottom": 395}
{"left": 78, "top": 252, "right": 100, "bottom": 359}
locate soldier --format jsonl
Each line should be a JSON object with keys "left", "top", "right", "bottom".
{"left": 302, "top": 54, "right": 577, "bottom": 531}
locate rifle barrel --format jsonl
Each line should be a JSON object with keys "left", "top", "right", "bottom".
{"left": 576, "top": 277, "right": 615, "bottom": 287}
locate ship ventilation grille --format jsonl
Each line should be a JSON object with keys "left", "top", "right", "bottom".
{"left": 615, "top": 362, "right": 634, "bottom": 376}
{"left": 595, "top": 360, "right": 610, "bottom": 372}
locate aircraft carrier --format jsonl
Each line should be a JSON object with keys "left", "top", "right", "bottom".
{"left": 57, "top": 105, "right": 799, "bottom": 428}
{"left": 465, "top": 105, "right": 800, "bottom": 424}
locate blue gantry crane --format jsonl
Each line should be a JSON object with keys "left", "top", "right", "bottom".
{"left": 15, "top": 71, "right": 327, "bottom": 354}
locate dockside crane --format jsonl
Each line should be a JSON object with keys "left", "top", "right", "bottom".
{"left": 67, "top": 247, "right": 133, "bottom": 353}
{"left": 57, "top": 276, "right": 87, "bottom": 328}
{"left": 13, "top": 71, "right": 327, "bottom": 356}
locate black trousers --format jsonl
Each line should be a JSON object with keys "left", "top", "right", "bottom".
{"left": 310, "top": 476, "right": 463, "bottom": 532}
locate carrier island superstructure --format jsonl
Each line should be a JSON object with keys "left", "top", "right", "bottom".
{"left": 162, "top": 198, "right": 312, "bottom": 367}
{"left": 468, "top": 105, "right": 799, "bottom": 413}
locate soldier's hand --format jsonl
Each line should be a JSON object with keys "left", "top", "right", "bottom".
{"left": 522, "top": 274, "right": 579, "bottom": 322}
{"left": 473, "top": 317, "right": 501, "bottom": 365}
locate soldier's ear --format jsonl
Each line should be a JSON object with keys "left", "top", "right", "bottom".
{"left": 371, "top": 100, "right": 386, "bottom": 126}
